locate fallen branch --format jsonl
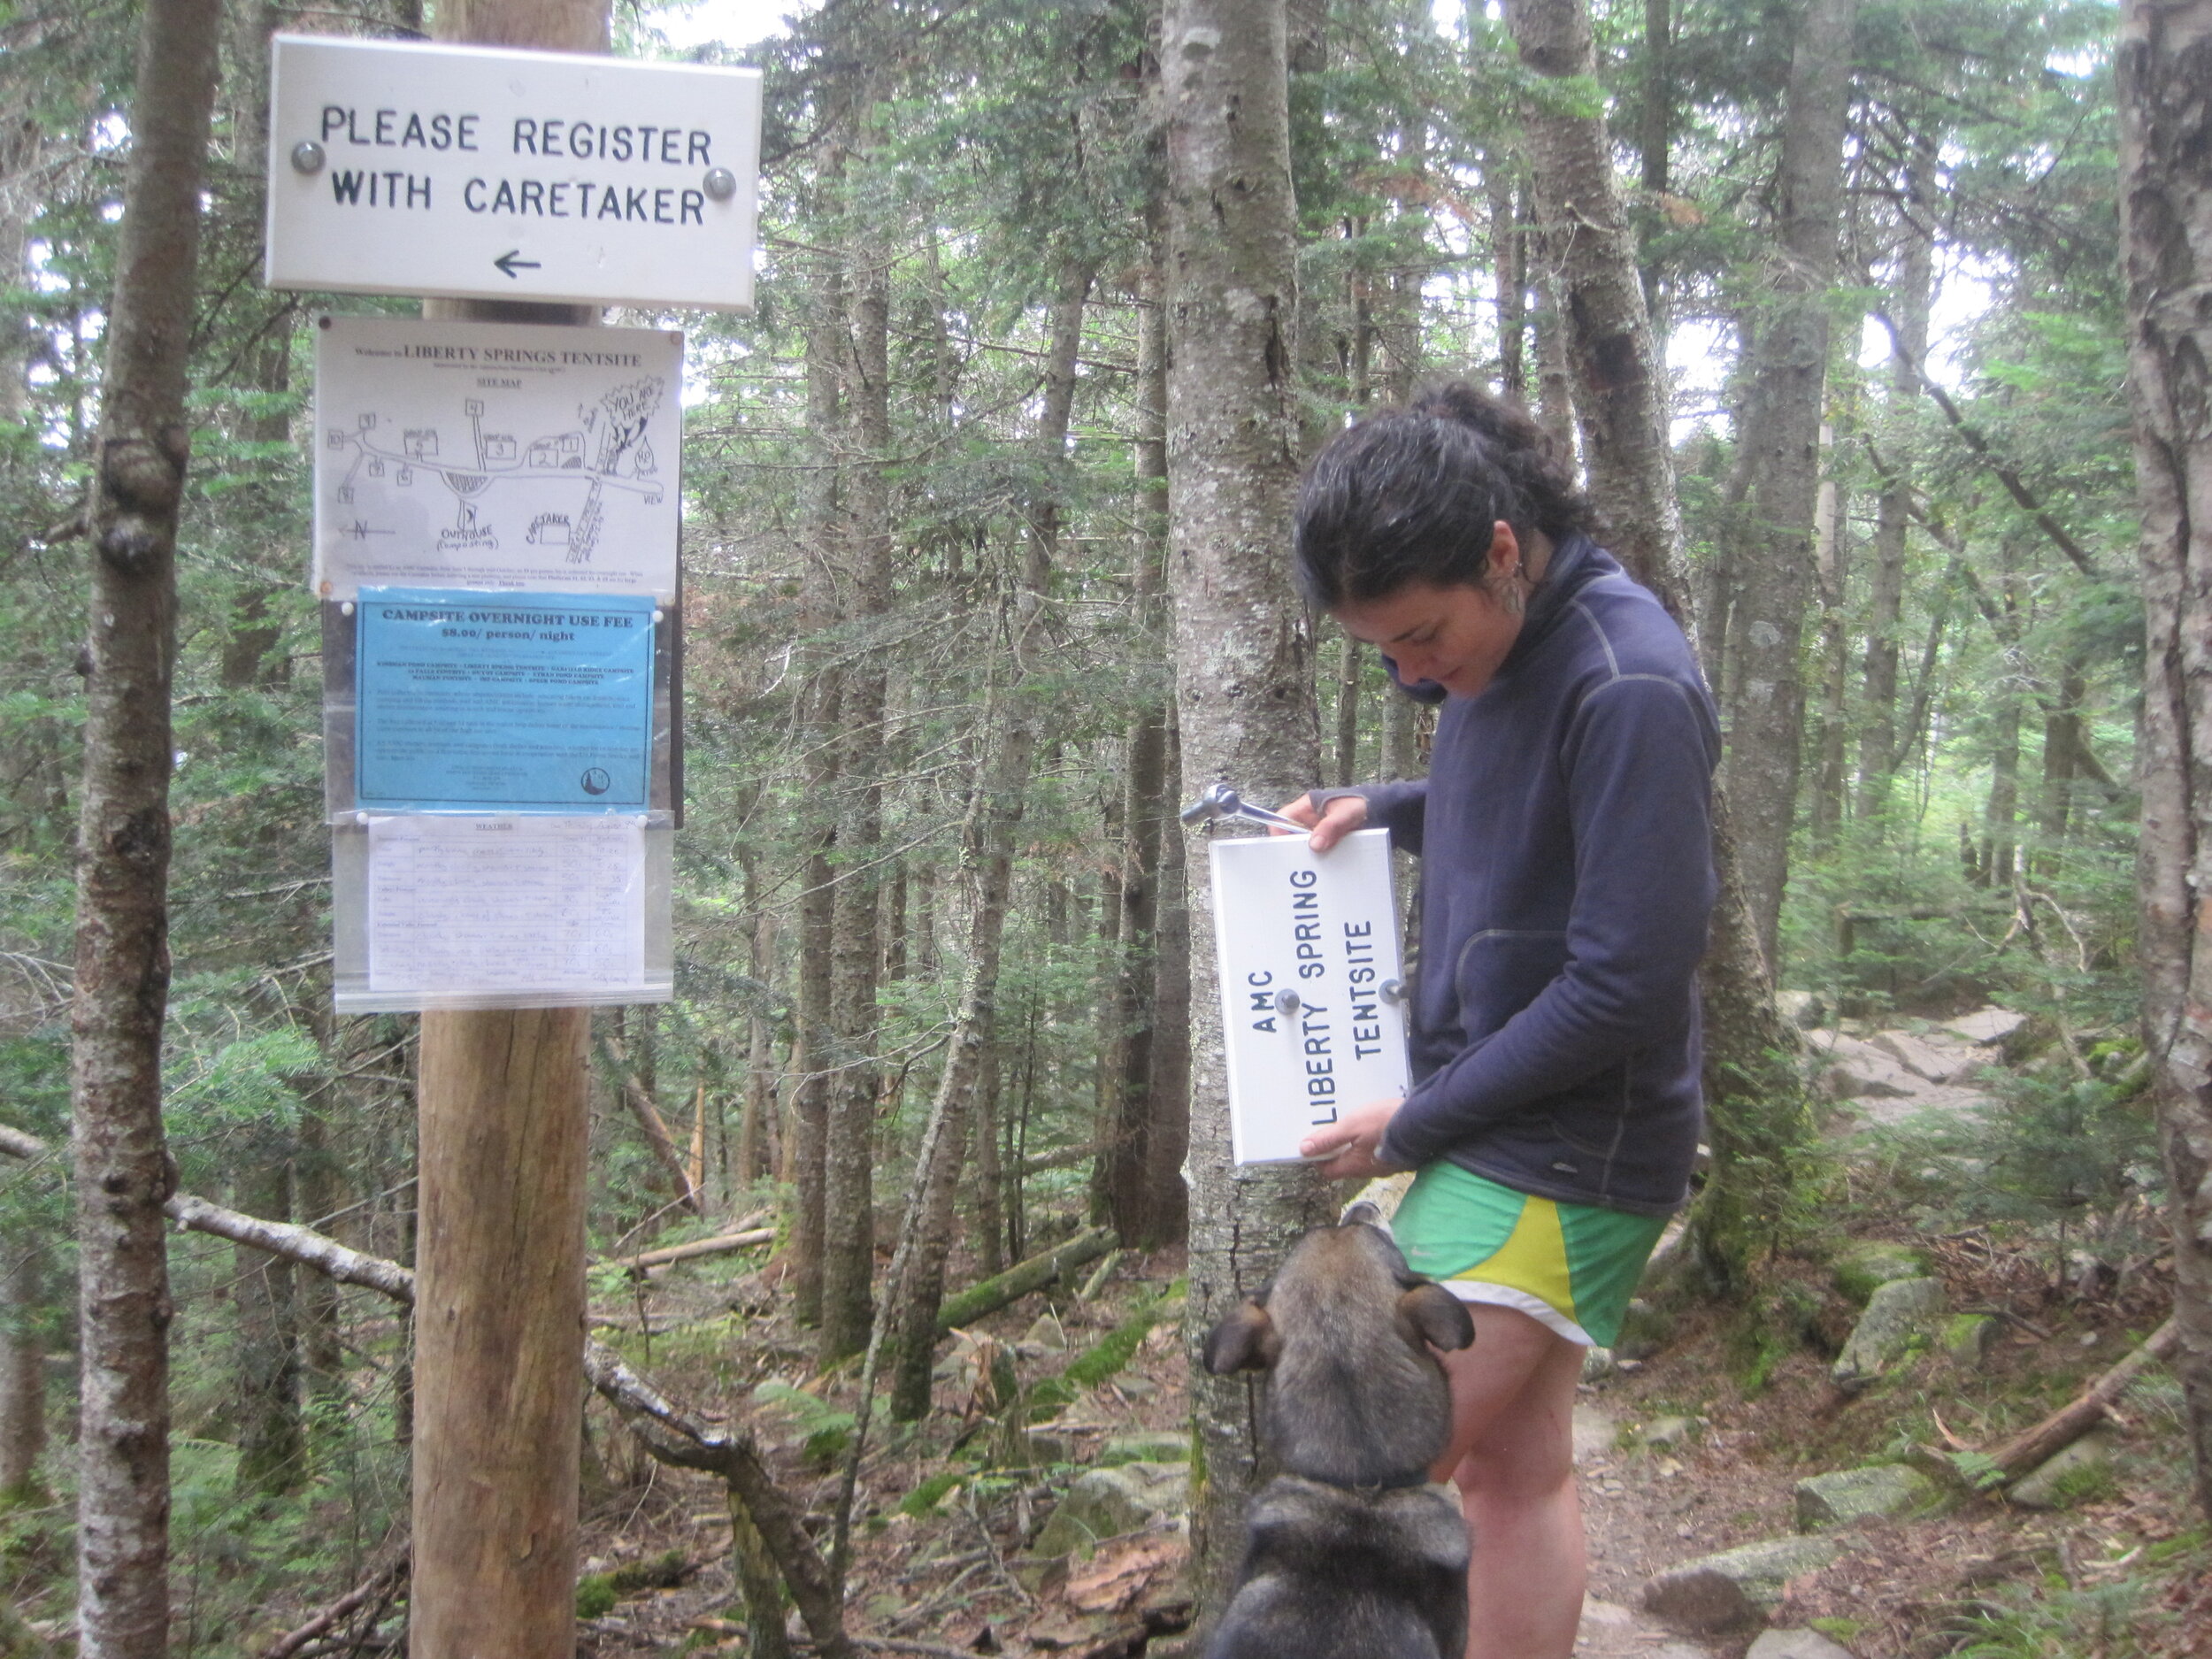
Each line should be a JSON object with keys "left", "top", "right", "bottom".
{"left": 1993, "top": 1317, "right": 2178, "bottom": 1483}
{"left": 600, "top": 1033, "right": 705, "bottom": 1217}
{"left": 607, "top": 1227, "right": 776, "bottom": 1275}
{"left": 934, "top": 1226, "right": 1118, "bottom": 1335}
{"left": 257, "top": 1547, "right": 408, "bottom": 1659}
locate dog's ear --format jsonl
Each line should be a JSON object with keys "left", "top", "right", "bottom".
{"left": 1396, "top": 1283, "right": 1477, "bottom": 1354}
{"left": 1203, "top": 1300, "right": 1282, "bottom": 1374}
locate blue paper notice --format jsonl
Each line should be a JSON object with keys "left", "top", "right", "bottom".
{"left": 356, "top": 588, "right": 655, "bottom": 811}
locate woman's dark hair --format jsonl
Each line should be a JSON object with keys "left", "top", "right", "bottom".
{"left": 1293, "top": 382, "right": 1594, "bottom": 609}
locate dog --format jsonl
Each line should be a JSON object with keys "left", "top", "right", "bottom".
{"left": 1201, "top": 1210, "right": 1477, "bottom": 1659}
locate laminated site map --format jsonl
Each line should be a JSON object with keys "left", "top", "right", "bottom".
{"left": 313, "top": 314, "right": 682, "bottom": 601}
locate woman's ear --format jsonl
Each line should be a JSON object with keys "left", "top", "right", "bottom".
{"left": 1203, "top": 1300, "right": 1282, "bottom": 1374}
{"left": 1488, "top": 518, "right": 1522, "bottom": 577}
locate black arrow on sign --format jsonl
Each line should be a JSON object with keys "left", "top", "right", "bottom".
{"left": 493, "top": 250, "right": 541, "bottom": 279}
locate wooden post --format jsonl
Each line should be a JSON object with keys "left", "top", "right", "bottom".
{"left": 410, "top": 5, "right": 608, "bottom": 1657}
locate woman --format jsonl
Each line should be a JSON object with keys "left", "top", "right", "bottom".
{"left": 1282, "top": 385, "right": 1718, "bottom": 1659}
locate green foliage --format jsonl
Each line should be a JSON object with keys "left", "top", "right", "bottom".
{"left": 575, "top": 1572, "right": 618, "bottom": 1620}
{"left": 751, "top": 1380, "right": 857, "bottom": 1467}
{"left": 897, "top": 1470, "right": 967, "bottom": 1517}
{"left": 1947, "top": 1449, "right": 2008, "bottom": 1494}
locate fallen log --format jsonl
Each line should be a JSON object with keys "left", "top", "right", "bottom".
{"left": 600, "top": 1033, "right": 705, "bottom": 1217}
{"left": 608, "top": 1227, "right": 775, "bottom": 1275}
{"left": 256, "top": 1546, "right": 407, "bottom": 1659}
{"left": 1992, "top": 1317, "right": 2178, "bottom": 1483}
{"left": 934, "top": 1226, "right": 1118, "bottom": 1335}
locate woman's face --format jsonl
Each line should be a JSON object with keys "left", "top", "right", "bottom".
{"left": 1331, "top": 521, "right": 1526, "bottom": 699}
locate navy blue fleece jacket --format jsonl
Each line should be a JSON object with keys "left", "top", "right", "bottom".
{"left": 1349, "top": 535, "right": 1719, "bottom": 1216}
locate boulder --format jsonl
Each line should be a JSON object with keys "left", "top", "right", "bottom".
{"left": 1747, "top": 1632, "right": 1859, "bottom": 1659}
{"left": 1615, "top": 1297, "right": 1675, "bottom": 1361}
{"left": 1814, "top": 1034, "right": 1923, "bottom": 1100}
{"left": 1939, "top": 1007, "right": 2026, "bottom": 1048}
{"left": 1776, "top": 990, "right": 1829, "bottom": 1030}
{"left": 1832, "top": 1242, "right": 1929, "bottom": 1305}
{"left": 1870, "top": 1029, "right": 1983, "bottom": 1086}
{"left": 1641, "top": 1415, "right": 1701, "bottom": 1451}
{"left": 1643, "top": 1536, "right": 1844, "bottom": 1632}
{"left": 1022, "top": 1311, "right": 1069, "bottom": 1351}
{"left": 1942, "top": 1313, "right": 2001, "bottom": 1366}
{"left": 1831, "top": 1277, "right": 1946, "bottom": 1394}
{"left": 1793, "top": 1464, "right": 1937, "bottom": 1531}
{"left": 2007, "top": 1429, "right": 2117, "bottom": 1510}
{"left": 1029, "top": 1462, "right": 1188, "bottom": 1560}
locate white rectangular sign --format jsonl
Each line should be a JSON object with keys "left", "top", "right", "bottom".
{"left": 1208, "top": 829, "right": 1411, "bottom": 1165}
{"left": 362, "top": 814, "right": 650, "bottom": 1004}
{"left": 313, "top": 314, "right": 681, "bottom": 600}
{"left": 266, "top": 35, "right": 762, "bottom": 311}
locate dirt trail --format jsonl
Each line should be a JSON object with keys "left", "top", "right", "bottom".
{"left": 1573, "top": 1401, "right": 1723, "bottom": 1659}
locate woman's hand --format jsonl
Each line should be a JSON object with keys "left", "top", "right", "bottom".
{"left": 1299, "top": 1096, "right": 1408, "bottom": 1180}
{"left": 1277, "top": 792, "right": 1369, "bottom": 854}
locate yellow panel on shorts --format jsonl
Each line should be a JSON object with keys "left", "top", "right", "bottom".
{"left": 1449, "top": 1193, "right": 1578, "bottom": 1326}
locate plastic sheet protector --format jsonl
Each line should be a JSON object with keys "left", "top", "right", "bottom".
{"left": 355, "top": 587, "right": 654, "bottom": 811}
{"left": 364, "top": 814, "right": 648, "bottom": 1002}
{"left": 1207, "top": 828, "right": 1411, "bottom": 1164}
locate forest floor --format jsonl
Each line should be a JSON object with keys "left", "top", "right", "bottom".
{"left": 561, "top": 1015, "right": 2211, "bottom": 1659}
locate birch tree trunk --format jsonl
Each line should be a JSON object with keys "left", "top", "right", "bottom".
{"left": 2118, "top": 0, "right": 2212, "bottom": 1520}
{"left": 1714, "top": 0, "right": 1859, "bottom": 968}
{"left": 1161, "top": 0, "right": 1333, "bottom": 1617}
{"left": 69, "top": 3, "right": 220, "bottom": 1650}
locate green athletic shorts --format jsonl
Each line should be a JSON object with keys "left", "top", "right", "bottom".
{"left": 1390, "top": 1162, "right": 1672, "bottom": 1348}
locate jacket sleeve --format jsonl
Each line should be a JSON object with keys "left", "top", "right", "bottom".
{"left": 1310, "top": 781, "right": 1428, "bottom": 856}
{"left": 1378, "top": 674, "right": 1717, "bottom": 1169}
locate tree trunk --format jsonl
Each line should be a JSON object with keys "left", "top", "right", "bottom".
{"left": 1101, "top": 264, "right": 1177, "bottom": 1248}
{"left": 1507, "top": 0, "right": 1692, "bottom": 608}
{"left": 0, "top": 1235, "right": 46, "bottom": 1500}
{"left": 819, "top": 204, "right": 895, "bottom": 1365}
{"left": 1808, "top": 428, "right": 1848, "bottom": 855}
{"left": 1508, "top": 0, "right": 1805, "bottom": 1287}
{"left": 2118, "top": 0, "right": 2212, "bottom": 1521}
{"left": 789, "top": 227, "right": 847, "bottom": 1326}
{"left": 2033, "top": 663, "right": 2085, "bottom": 876}
{"left": 1711, "top": 0, "right": 1860, "bottom": 968}
{"left": 1855, "top": 137, "right": 1932, "bottom": 821}
{"left": 69, "top": 2, "right": 220, "bottom": 1650}
{"left": 232, "top": 1154, "right": 303, "bottom": 1496}
{"left": 886, "top": 254, "right": 1089, "bottom": 1414}
{"left": 1162, "top": 0, "right": 1333, "bottom": 1618}
{"left": 1487, "top": 165, "right": 1527, "bottom": 399}
{"left": 972, "top": 1041, "right": 1006, "bottom": 1277}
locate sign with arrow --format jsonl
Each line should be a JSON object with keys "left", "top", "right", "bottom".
{"left": 265, "top": 35, "right": 762, "bottom": 311}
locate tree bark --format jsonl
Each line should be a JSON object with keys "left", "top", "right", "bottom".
{"left": 1716, "top": 0, "right": 1860, "bottom": 969}
{"left": 1807, "top": 428, "right": 1848, "bottom": 855}
{"left": 2119, "top": 0, "right": 2212, "bottom": 1524}
{"left": 69, "top": 1, "right": 221, "bottom": 1650}
{"left": 0, "top": 1235, "right": 46, "bottom": 1500}
{"left": 232, "top": 1154, "right": 303, "bottom": 1496}
{"left": 1161, "top": 0, "right": 1334, "bottom": 1619}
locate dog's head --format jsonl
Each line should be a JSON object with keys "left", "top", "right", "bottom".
{"left": 1202, "top": 1217, "right": 1475, "bottom": 1486}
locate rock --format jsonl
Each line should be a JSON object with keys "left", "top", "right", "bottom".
{"left": 1643, "top": 1536, "right": 1845, "bottom": 1632}
{"left": 1870, "top": 1029, "right": 1983, "bottom": 1086}
{"left": 1747, "top": 1632, "right": 1859, "bottom": 1659}
{"left": 2007, "top": 1429, "right": 2117, "bottom": 1510}
{"left": 1029, "top": 1462, "right": 1189, "bottom": 1560}
{"left": 1642, "top": 1415, "right": 1701, "bottom": 1450}
{"left": 1842, "top": 1085, "right": 2001, "bottom": 1131}
{"left": 1831, "top": 1277, "right": 1946, "bottom": 1394}
{"left": 1099, "top": 1432, "right": 1189, "bottom": 1466}
{"left": 1939, "top": 1007, "right": 2026, "bottom": 1048}
{"left": 1777, "top": 990, "right": 1828, "bottom": 1030}
{"left": 1581, "top": 1346, "right": 1617, "bottom": 1382}
{"left": 1615, "top": 1297, "right": 1674, "bottom": 1361}
{"left": 1814, "top": 1034, "right": 1923, "bottom": 1100}
{"left": 1832, "top": 1242, "right": 1929, "bottom": 1306}
{"left": 1942, "top": 1313, "right": 2001, "bottom": 1366}
{"left": 1026, "top": 1432, "right": 1073, "bottom": 1466}
{"left": 1572, "top": 1403, "right": 1618, "bottom": 1464}
{"left": 1793, "top": 1464, "right": 1937, "bottom": 1531}
{"left": 1023, "top": 1311, "right": 1069, "bottom": 1351}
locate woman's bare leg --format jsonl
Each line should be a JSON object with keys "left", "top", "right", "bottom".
{"left": 1429, "top": 1304, "right": 1587, "bottom": 1659}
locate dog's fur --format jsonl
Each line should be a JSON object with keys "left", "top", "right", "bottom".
{"left": 1201, "top": 1214, "right": 1477, "bottom": 1659}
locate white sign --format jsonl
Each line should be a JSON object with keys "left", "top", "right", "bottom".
{"left": 266, "top": 35, "right": 762, "bottom": 311}
{"left": 1208, "top": 829, "right": 1411, "bottom": 1165}
{"left": 313, "top": 314, "right": 681, "bottom": 600}
{"left": 358, "top": 814, "right": 654, "bottom": 1008}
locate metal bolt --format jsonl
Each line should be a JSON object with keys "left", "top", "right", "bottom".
{"left": 702, "top": 166, "right": 737, "bottom": 201}
{"left": 1379, "top": 978, "right": 1407, "bottom": 1006}
{"left": 290, "top": 140, "right": 326, "bottom": 174}
{"left": 1274, "top": 988, "right": 1301, "bottom": 1018}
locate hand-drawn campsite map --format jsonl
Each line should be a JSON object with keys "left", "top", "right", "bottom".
{"left": 313, "top": 315, "right": 682, "bottom": 601}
